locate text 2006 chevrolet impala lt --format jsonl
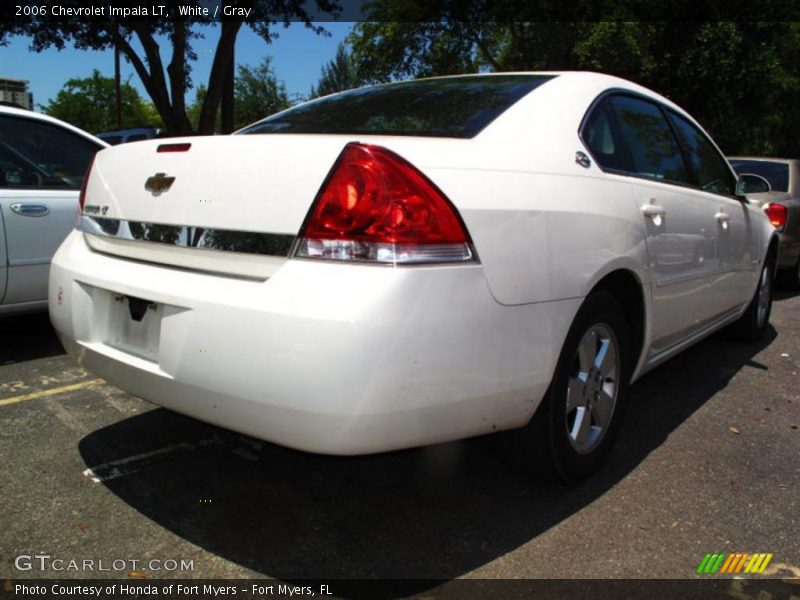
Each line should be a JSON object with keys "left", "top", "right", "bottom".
{"left": 50, "top": 72, "right": 779, "bottom": 481}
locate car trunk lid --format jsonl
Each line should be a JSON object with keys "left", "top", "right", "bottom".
{"left": 80, "top": 135, "right": 356, "bottom": 278}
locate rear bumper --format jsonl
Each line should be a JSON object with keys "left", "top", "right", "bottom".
{"left": 49, "top": 230, "right": 580, "bottom": 455}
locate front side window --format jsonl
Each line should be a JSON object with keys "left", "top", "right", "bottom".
{"left": 0, "top": 115, "right": 101, "bottom": 190}
{"left": 669, "top": 111, "right": 736, "bottom": 196}
{"left": 608, "top": 95, "right": 690, "bottom": 185}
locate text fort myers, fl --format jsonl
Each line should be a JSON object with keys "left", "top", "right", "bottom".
{"left": 15, "top": 583, "right": 332, "bottom": 596}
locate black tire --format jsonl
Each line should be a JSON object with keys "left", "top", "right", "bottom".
{"left": 731, "top": 258, "right": 774, "bottom": 342}
{"left": 524, "top": 292, "right": 632, "bottom": 483}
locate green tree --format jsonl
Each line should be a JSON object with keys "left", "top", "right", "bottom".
{"left": 348, "top": 12, "right": 800, "bottom": 156}
{"left": 234, "top": 57, "right": 290, "bottom": 129}
{"left": 186, "top": 60, "right": 289, "bottom": 132}
{"left": 2, "top": 0, "right": 339, "bottom": 135}
{"left": 41, "top": 70, "right": 162, "bottom": 134}
{"left": 310, "top": 43, "right": 363, "bottom": 98}
{"left": 187, "top": 85, "right": 217, "bottom": 132}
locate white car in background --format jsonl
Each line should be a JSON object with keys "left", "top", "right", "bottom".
{"left": 0, "top": 106, "right": 107, "bottom": 316}
{"left": 49, "top": 73, "right": 778, "bottom": 481}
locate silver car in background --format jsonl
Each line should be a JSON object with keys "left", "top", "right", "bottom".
{"left": 0, "top": 106, "right": 107, "bottom": 316}
{"left": 730, "top": 157, "right": 800, "bottom": 289}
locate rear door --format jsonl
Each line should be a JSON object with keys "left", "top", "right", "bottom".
{"left": 587, "top": 94, "right": 720, "bottom": 353}
{"left": 0, "top": 113, "right": 103, "bottom": 306}
{"left": 666, "top": 110, "right": 756, "bottom": 311}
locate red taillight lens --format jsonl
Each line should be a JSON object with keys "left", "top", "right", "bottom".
{"left": 78, "top": 154, "right": 96, "bottom": 211}
{"left": 157, "top": 143, "right": 191, "bottom": 152}
{"left": 765, "top": 202, "right": 788, "bottom": 230}
{"left": 294, "top": 143, "right": 473, "bottom": 264}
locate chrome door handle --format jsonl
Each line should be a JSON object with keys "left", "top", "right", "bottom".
{"left": 715, "top": 211, "right": 730, "bottom": 223}
{"left": 641, "top": 204, "right": 666, "bottom": 218}
{"left": 10, "top": 203, "right": 50, "bottom": 217}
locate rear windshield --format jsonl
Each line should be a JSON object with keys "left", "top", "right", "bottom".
{"left": 729, "top": 160, "right": 790, "bottom": 192}
{"left": 239, "top": 75, "right": 555, "bottom": 139}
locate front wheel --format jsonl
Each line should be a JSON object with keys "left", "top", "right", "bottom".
{"left": 525, "top": 292, "right": 631, "bottom": 483}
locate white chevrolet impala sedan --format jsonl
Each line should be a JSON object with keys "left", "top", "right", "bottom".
{"left": 49, "top": 72, "right": 779, "bottom": 481}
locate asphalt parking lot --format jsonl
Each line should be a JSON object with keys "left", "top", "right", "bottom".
{"left": 1, "top": 291, "right": 798, "bottom": 589}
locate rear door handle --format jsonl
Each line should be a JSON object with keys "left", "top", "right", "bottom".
{"left": 10, "top": 203, "right": 50, "bottom": 217}
{"left": 640, "top": 204, "right": 666, "bottom": 218}
{"left": 715, "top": 211, "right": 730, "bottom": 223}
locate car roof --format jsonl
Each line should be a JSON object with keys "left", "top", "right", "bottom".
{"left": 0, "top": 105, "right": 109, "bottom": 147}
{"left": 416, "top": 70, "right": 697, "bottom": 128}
{"left": 729, "top": 157, "right": 797, "bottom": 164}
{"left": 394, "top": 70, "right": 684, "bottom": 102}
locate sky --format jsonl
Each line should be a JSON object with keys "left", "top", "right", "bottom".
{"left": 0, "top": 21, "right": 354, "bottom": 110}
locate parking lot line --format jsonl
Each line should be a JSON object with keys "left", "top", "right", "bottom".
{"left": 0, "top": 378, "right": 104, "bottom": 407}
{"left": 83, "top": 436, "right": 223, "bottom": 482}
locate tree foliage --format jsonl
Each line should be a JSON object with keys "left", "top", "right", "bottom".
{"left": 185, "top": 58, "right": 290, "bottom": 131}
{"left": 309, "top": 43, "right": 363, "bottom": 98}
{"left": 41, "top": 70, "right": 162, "bottom": 133}
{"left": 349, "top": 13, "right": 800, "bottom": 156}
{"left": 1, "top": 0, "right": 339, "bottom": 135}
{"left": 234, "top": 57, "right": 290, "bottom": 128}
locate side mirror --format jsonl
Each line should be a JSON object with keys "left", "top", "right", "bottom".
{"left": 736, "top": 173, "right": 771, "bottom": 196}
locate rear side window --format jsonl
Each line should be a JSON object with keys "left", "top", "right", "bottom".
{"left": 239, "top": 75, "right": 555, "bottom": 139}
{"left": 608, "top": 95, "right": 689, "bottom": 185}
{"left": 583, "top": 98, "right": 633, "bottom": 172}
{"left": 669, "top": 111, "right": 736, "bottom": 195}
{"left": 729, "top": 159, "right": 789, "bottom": 193}
{"left": 0, "top": 115, "right": 102, "bottom": 190}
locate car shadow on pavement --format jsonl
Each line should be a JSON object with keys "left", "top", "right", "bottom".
{"left": 78, "top": 326, "right": 777, "bottom": 590}
{"left": 0, "top": 312, "right": 65, "bottom": 365}
{"left": 774, "top": 288, "right": 800, "bottom": 302}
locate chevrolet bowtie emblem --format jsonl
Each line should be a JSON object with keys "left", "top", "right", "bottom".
{"left": 144, "top": 172, "right": 175, "bottom": 195}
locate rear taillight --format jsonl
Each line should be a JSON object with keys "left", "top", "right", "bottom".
{"left": 78, "top": 154, "right": 96, "bottom": 211}
{"left": 157, "top": 143, "right": 191, "bottom": 152}
{"left": 765, "top": 202, "right": 788, "bottom": 231}
{"left": 293, "top": 143, "right": 474, "bottom": 264}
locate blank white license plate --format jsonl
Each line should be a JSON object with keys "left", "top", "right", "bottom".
{"left": 106, "top": 295, "right": 163, "bottom": 361}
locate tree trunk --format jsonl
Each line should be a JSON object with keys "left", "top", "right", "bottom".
{"left": 114, "top": 44, "right": 121, "bottom": 128}
{"left": 199, "top": 20, "right": 242, "bottom": 134}
{"left": 221, "top": 44, "right": 235, "bottom": 134}
{"left": 166, "top": 21, "right": 195, "bottom": 135}
{"left": 115, "top": 26, "right": 178, "bottom": 134}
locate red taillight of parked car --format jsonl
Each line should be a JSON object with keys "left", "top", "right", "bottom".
{"left": 294, "top": 143, "right": 474, "bottom": 264}
{"left": 78, "top": 155, "right": 96, "bottom": 211}
{"left": 765, "top": 202, "right": 788, "bottom": 231}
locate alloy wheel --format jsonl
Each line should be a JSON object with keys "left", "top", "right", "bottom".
{"left": 565, "top": 323, "right": 620, "bottom": 454}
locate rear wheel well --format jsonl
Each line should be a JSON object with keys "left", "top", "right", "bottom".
{"left": 767, "top": 235, "right": 780, "bottom": 274}
{"left": 590, "top": 270, "right": 646, "bottom": 374}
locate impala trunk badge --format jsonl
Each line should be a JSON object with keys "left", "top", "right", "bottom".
{"left": 144, "top": 173, "right": 175, "bottom": 195}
